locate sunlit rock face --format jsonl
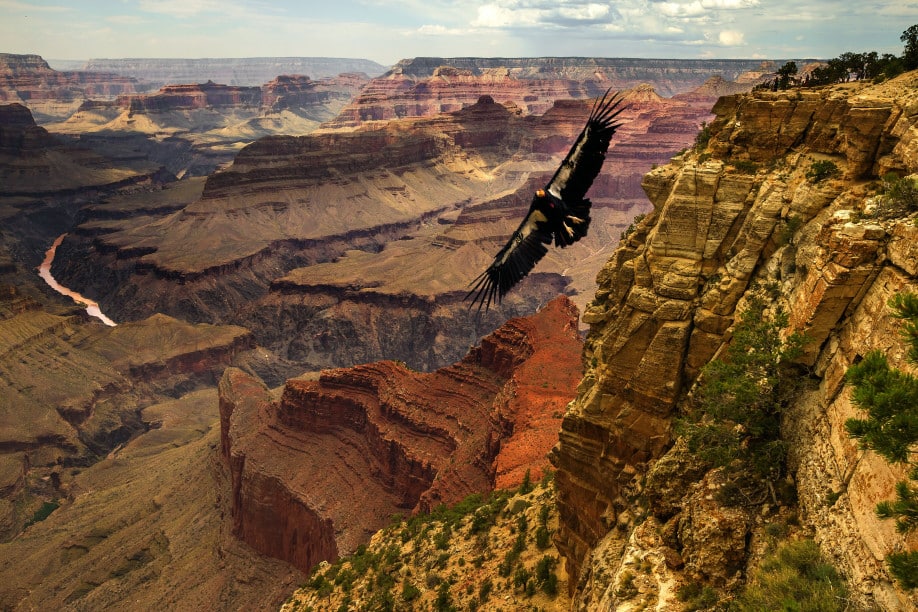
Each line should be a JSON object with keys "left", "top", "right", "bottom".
{"left": 552, "top": 73, "right": 918, "bottom": 610}
{"left": 219, "top": 297, "right": 582, "bottom": 572}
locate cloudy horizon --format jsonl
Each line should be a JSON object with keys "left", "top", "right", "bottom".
{"left": 2, "top": 0, "right": 916, "bottom": 66}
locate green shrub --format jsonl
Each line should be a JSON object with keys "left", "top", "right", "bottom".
{"left": 875, "top": 173, "right": 918, "bottom": 218}
{"left": 478, "top": 577, "right": 493, "bottom": 602}
{"left": 24, "top": 500, "right": 59, "bottom": 527}
{"left": 845, "top": 292, "right": 918, "bottom": 589}
{"left": 676, "top": 582, "right": 718, "bottom": 610}
{"left": 733, "top": 539, "right": 847, "bottom": 611}
{"left": 535, "top": 525, "right": 552, "bottom": 549}
{"left": 694, "top": 121, "right": 712, "bottom": 152}
{"left": 733, "top": 160, "right": 759, "bottom": 174}
{"left": 806, "top": 160, "right": 840, "bottom": 183}
{"left": 433, "top": 581, "right": 454, "bottom": 612}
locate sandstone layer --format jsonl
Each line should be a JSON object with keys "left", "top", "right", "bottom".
{"left": 552, "top": 74, "right": 918, "bottom": 609}
{"left": 219, "top": 297, "right": 582, "bottom": 573}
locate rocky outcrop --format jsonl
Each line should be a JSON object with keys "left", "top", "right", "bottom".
{"left": 552, "top": 73, "right": 918, "bottom": 609}
{"left": 218, "top": 297, "right": 582, "bottom": 573}
{"left": 0, "top": 53, "right": 141, "bottom": 100}
{"left": 0, "top": 103, "right": 159, "bottom": 196}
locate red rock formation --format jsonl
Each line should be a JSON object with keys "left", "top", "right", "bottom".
{"left": 219, "top": 297, "right": 582, "bottom": 572}
{"left": 327, "top": 57, "right": 775, "bottom": 128}
{"left": 0, "top": 53, "right": 141, "bottom": 110}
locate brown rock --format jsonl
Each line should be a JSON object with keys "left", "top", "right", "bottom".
{"left": 219, "top": 297, "right": 582, "bottom": 572}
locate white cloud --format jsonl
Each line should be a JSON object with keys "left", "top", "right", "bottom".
{"left": 472, "top": 3, "right": 541, "bottom": 27}
{"left": 718, "top": 29, "right": 745, "bottom": 45}
{"left": 656, "top": 2, "right": 705, "bottom": 18}
{"left": 417, "top": 24, "right": 468, "bottom": 36}
{"left": 137, "top": 0, "right": 227, "bottom": 18}
{"left": 557, "top": 3, "right": 610, "bottom": 21}
{"left": 701, "top": 0, "right": 759, "bottom": 8}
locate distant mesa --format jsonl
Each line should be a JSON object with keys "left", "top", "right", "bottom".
{"left": 328, "top": 56, "right": 789, "bottom": 128}
{"left": 74, "top": 56, "right": 390, "bottom": 88}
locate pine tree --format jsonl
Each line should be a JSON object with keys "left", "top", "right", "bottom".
{"left": 845, "top": 292, "right": 918, "bottom": 589}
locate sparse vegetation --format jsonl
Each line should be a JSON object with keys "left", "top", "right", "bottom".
{"left": 23, "top": 500, "right": 59, "bottom": 528}
{"left": 872, "top": 172, "right": 918, "bottom": 219}
{"left": 284, "top": 477, "right": 564, "bottom": 611}
{"left": 733, "top": 539, "right": 847, "bottom": 611}
{"left": 694, "top": 121, "right": 712, "bottom": 152}
{"left": 845, "top": 292, "right": 918, "bottom": 589}
{"left": 679, "top": 284, "right": 805, "bottom": 506}
{"left": 621, "top": 212, "right": 647, "bottom": 240}
{"left": 806, "top": 160, "right": 840, "bottom": 183}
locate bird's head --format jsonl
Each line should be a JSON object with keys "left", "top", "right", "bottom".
{"left": 536, "top": 189, "right": 546, "bottom": 198}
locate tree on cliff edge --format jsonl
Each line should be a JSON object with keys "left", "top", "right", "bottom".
{"left": 846, "top": 292, "right": 918, "bottom": 589}
{"left": 902, "top": 24, "right": 918, "bottom": 70}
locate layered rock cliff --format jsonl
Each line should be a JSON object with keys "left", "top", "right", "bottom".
{"left": 331, "top": 57, "right": 777, "bottom": 128}
{"left": 218, "top": 297, "right": 582, "bottom": 573}
{"left": 0, "top": 103, "right": 158, "bottom": 196}
{"left": 0, "top": 53, "right": 144, "bottom": 122}
{"left": 551, "top": 73, "right": 918, "bottom": 609}
{"left": 80, "top": 57, "right": 389, "bottom": 88}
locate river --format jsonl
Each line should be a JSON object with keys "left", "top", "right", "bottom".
{"left": 38, "top": 234, "right": 117, "bottom": 327}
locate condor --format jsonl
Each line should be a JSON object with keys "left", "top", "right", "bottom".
{"left": 467, "top": 89, "right": 626, "bottom": 312}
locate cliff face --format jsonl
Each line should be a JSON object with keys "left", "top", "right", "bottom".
{"left": 0, "top": 103, "right": 158, "bottom": 196}
{"left": 552, "top": 74, "right": 918, "bottom": 609}
{"left": 218, "top": 297, "right": 582, "bottom": 573}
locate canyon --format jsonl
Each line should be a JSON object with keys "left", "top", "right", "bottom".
{"left": 51, "top": 84, "right": 712, "bottom": 377}
{"left": 10, "top": 50, "right": 915, "bottom": 612}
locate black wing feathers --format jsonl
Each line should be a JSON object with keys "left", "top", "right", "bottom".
{"left": 466, "top": 212, "right": 552, "bottom": 312}
{"left": 548, "top": 89, "right": 625, "bottom": 204}
{"left": 467, "top": 89, "right": 625, "bottom": 312}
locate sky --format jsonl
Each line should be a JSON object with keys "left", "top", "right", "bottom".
{"left": 2, "top": 0, "right": 917, "bottom": 66}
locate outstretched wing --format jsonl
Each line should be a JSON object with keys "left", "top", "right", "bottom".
{"left": 466, "top": 204, "right": 553, "bottom": 312}
{"left": 466, "top": 89, "right": 626, "bottom": 312}
{"left": 546, "top": 88, "right": 625, "bottom": 204}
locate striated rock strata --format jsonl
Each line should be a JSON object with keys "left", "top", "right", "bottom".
{"left": 331, "top": 57, "right": 783, "bottom": 127}
{"left": 552, "top": 73, "right": 918, "bottom": 610}
{"left": 218, "top": 297, "right": 582, "bottom": 573}
{"left": 0, "top": 53, "right": 144, "bottom": 122}
{"left": 79, "top": 56, "right": 388, "bottom": 88}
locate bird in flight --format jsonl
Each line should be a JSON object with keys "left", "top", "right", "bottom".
{"left": 466, "top": 88, "right": 626, "bottom": 312}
